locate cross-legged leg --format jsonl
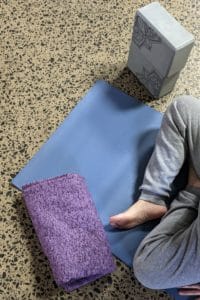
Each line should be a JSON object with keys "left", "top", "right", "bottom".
{"left": 110, "top": 95, "right": 199, "bottom": 229}
{"left": 133, "top": 182, "right": 200, "bottom": 289}
{"left": 132, "top": 95, "right": 200, "bottom": 288}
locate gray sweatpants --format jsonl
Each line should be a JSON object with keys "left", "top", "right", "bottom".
{"left": 133, "top": 95, "right": 200, "bottom": 289}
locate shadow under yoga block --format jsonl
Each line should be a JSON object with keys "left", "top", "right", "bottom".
{"left": 12, "top": 80, "right": 190, "bottom": 299}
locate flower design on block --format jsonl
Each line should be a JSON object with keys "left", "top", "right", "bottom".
{"left": 133, "top": 15, "right": 162, "bottom": 50}
{"left": 136, "top": 67, "right": 163, "bottom": 96}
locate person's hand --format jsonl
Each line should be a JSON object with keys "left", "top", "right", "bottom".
{"left": 178, "top": 284, "right": 200, "bottom": 299}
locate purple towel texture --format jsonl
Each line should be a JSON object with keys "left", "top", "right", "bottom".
{"left": 22, "top": 173, "right": 116, "bottom": 291}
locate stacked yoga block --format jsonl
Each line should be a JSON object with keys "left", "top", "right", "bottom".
{"left": 128, "top": 2, "right": 194, "bottom": 98}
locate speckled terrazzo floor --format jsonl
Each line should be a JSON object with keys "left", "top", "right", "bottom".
{"left": 1, "top": 0, "right": 199, "bottom": 299}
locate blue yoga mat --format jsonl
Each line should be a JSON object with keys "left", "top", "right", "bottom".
{"left": 12, "top": 81, "right": 189, "bottom": 299}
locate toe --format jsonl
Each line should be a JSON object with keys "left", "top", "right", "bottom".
{"left": 109, "top": 213, "right": 128, "bottom": 227}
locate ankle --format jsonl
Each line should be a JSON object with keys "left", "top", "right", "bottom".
{"left": 188, "top": 166, "right": 200, "bottom": 188}
{"left": 138, "top": 199, "right": 166, "bottom": 208}
{"left": 137, "top": 199, "right": 167, "bottom": 216}
{"left": 187, "top": 182, "right": 200, "bottom": 188}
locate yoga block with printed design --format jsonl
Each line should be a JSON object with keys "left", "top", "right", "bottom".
{"left": 128, "top": 2, "right": 194, "bottom": 98}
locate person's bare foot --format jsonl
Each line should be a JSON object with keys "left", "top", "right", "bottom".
{"left": 109, "top": 199, "right": 167, "bottom": 229}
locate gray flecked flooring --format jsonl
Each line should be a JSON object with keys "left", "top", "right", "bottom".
{"left": 1, "top": 0, "right": 199, "bottom": 299}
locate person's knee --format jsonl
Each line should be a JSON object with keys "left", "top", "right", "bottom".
{"left": 173, "top": 95, "right": 199, "bottom": 107}
{"left": 165, "top": 95, "right": 199, "bottom": 134}
{"left": 133, "top": 249, "right": 165, "bottom": 290}
{"left": 170, "top": 95, "right": 199, "bottom": 120}
{"left": 133, "top": 245, "right": 173, "bottom": 290}
{"left": 133, "top": 253, "right": 152, "bottom": 289}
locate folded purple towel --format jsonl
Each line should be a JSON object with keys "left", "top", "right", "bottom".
{"left": 22, "top": 173, "right": 116, "bottom": 291}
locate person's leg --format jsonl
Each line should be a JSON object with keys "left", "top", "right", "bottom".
{"left": 132, "top": 96, "right": 200, "bottom": 289}
{"left": 133, "top": 182, "right": 200, "bottom": 289}
{"left": 110, "top": 95, "right": 200, "bottom": 229}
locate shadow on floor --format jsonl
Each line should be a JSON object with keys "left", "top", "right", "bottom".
{"left": 111, "top": 66, "right": 154, "bottom": 102}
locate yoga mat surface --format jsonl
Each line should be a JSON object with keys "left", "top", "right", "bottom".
{"left": 13, "top": 80, "right": 189, "bottom": 299}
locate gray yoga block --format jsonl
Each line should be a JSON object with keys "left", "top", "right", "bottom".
{"left": 128, "top": 43, "right": 180, "bottom": 98}
{"left": 128, "top": 1, "right": 194, "bottom": 97}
